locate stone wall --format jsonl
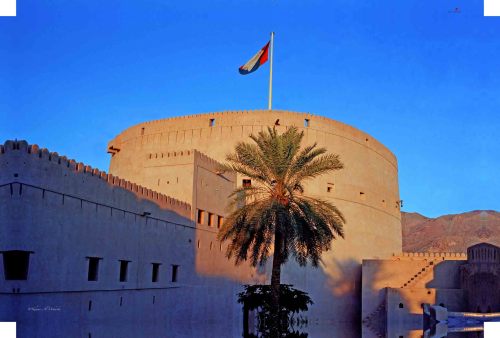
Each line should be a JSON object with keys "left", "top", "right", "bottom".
{"left": 0, "top": 140, "right": 257, "bottom": 337}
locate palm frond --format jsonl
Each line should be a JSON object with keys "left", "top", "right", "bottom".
{"left": 218, "top": 125, "right": 345, "bottom": 270}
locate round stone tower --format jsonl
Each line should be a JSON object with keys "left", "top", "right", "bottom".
{"left": 107, "top": 110, "right": 402, "bottom": 323}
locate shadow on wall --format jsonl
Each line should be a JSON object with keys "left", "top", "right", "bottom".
{"left": 288, "top": 257, "right": 362, "bottom": 334}
{"left": 425, "top": 259, "right": 466, "bottom": 312}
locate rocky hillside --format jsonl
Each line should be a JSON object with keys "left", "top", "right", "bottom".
{"left": 402, "top": 210, "right": 500, "bottom": 253}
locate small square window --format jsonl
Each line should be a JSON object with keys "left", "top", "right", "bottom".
{"left": 197, "top": 209, "right": 205, "bottom": 224}
{"left": 3, "top": 250, "right": 31, "bottom": 281}
{"left": 208, "top": 213, "right": 214, "bottom": 227}
{"left": 209, "top": 118, "right": 215, "bottom": 127}
{"left": 87, "top": 257, "right": 101, "bottom": 281}
{"left": 242, "top": 179, "right": 252, "bottom": 188}
{"left": 119, "top": 260, "right": 129, "bottom": 282}
{"left": 152, "top": 263, "right": 161, "bottom": 283}
{"left": 171, "top": 265, "right": 179, "bottom": 283}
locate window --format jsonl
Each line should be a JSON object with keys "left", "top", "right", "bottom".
{"left": 197, "top": 209, "right": 205, "bottom": 224}
{"left": 87, "top": 257, "right": 101, "bottom": 281}
{"left": 209, "top": 118, "right": 215, "bottom": 127}
{"left": 398, "top": 303, "right": 404, "bottom": 308}
{"left": 171, "top": 265, "right": 179, "bottom": 282}
{"left": 152, "top": 263, "right": 161, "bottom": 283}
{"left": 2, "top": 250, "right": 31, "bottom": 280}
{"left": 119, "top": 260, "right": 129, "bottom": 282}
{"left": 217, "top": 216, "right": 224, "bottom": 229}
{"left": 327, "top": 183, "right": 334, "bottom": 193}
{"left": 242, "top": 179, "right": 252, "bottom": 188}
{"left": 141, "top": 127, "right": 145, "bottom": 135}
{"left": 304, "top": 119, "right": 310, "bottom": 127}
{"left": 208, "top": 213, "right": 214, "bottom": 227}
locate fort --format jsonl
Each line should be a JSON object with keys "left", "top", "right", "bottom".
{"left": 0, "top": 110, "right": 496, "bottom": 337}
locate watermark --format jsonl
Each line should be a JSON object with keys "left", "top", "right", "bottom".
{"left": 485, "top": 322, "right": 500, "bottom": 338}
{"left": 0, "top": 322, "right": 16, "bottom": 338}
{"left": 485, "top": 0, "right": 500, "bottom": 16}
{"left": 0, "top": 0, "right": 16, "bottom": 16}
{"left": 27, "top": 305, "right": 62, "bottom": 312}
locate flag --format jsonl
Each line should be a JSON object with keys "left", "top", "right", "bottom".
{"left": 238, "top": 41, "right": 270, "bottom": 75}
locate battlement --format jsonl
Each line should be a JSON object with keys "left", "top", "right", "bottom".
{"left": 108, "top": 110, "right": 398, "bottom": 168}
{"left": 394, "top": 252, "right": 468, "bottom": 259}
{"left": 0, "top": 140, "right": 191, "bottom": 217}
{"left": 193, "top": 149, "right": 223, "bottom": 168}
{"left": 146, "top": 148, "right": 225, "bottom": 169}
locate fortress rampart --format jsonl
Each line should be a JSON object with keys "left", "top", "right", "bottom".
{"left": 108, "top": 110, "right": 400, "bottom": 220}
{"left": 107, "top": 110, "right": 402, "bottom": 323}
{"left": 0, "top": 140, "right": 253, "bottom": 335}
{"left": 0, "top": 140, "right": 191, "bottom": 218}
{"left": 109, "top": 110, "right": 397, "bottom": 166}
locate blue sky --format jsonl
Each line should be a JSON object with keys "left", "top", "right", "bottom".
{"left": 1, "top": 0, "right": 499, "bottom": 217}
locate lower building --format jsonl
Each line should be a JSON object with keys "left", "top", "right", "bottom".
{"left": 362, "top": 243, "right": 500, "bottom": 337}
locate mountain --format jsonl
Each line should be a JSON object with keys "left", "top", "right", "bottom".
{"left": 402, "top": 210, "right": 500, "bottom": 253}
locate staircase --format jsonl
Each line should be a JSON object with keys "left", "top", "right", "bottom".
{"left": 362, "top": 300, "right": 386, "bottom": 338}
{"left": 400, "top": 259, "right": 438, "bottom": 289}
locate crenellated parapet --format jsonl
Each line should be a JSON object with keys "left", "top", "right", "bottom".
{"left": 394, "top": 252, "right": 468, "bottom": 260}
{"left": 193, "top": 149, "right": 223, "bottom": 168}
{"left": 146, "top": 148, "right": 226, "bottom": 170}
{"left": 0, "top": 140, "right": 191, "bottom": 217}
{"left": 107, "top": 110, "right": 397, "bottom": 168}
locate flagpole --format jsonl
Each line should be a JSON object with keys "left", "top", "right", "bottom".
{"left": 268, "top": 32, "right": 274, "bottom": 110}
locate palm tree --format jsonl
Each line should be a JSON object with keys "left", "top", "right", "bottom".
{"left": 217, "top": 126, "right": 345, "bottom": 334}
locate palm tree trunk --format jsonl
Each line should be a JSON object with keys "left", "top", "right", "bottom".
{"left": 270, "top": 226, "right": 282, "bottom": 336}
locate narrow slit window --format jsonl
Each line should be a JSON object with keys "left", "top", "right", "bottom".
{"left": 152, "top": 263, "right": 161, "bottom": 283}
{"left": 197, "top": 209, "right": 205, "bottom": 224}
{"left": 2, "top": 250, "right": 31, "bottom": 281}
{"left": 217, "top": 216, "right": 224, "bottom": 229}
{"left": 209, "top": 118, "right": 215, "bottom": 127}
{"left": 171, "top": 265, "right": 179, "bottom": 283}
{"left": 119, "top": 260, "right": 129, "bottom": 282}
{"left": 327, "top": 183, "right": 334, "bottom": 193}
{"left": 141, "top": 127, "right": 145, "bottom": 135}
{"left": 208, "top": 213, "right": 214, "bottom": 227}
{"left": 87, "top": 257, "right": 101, "bottom": 281}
